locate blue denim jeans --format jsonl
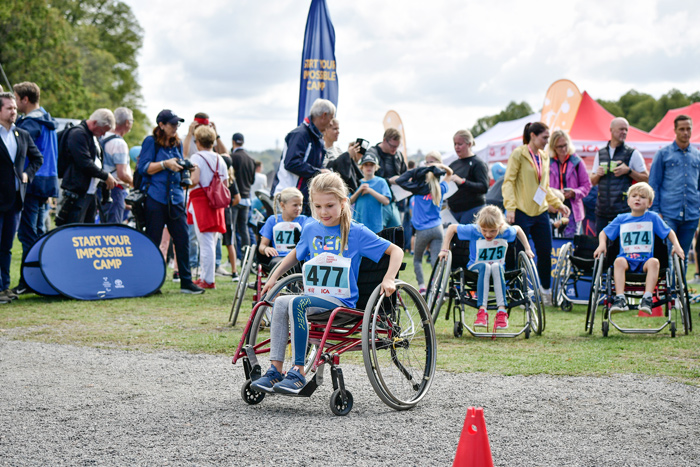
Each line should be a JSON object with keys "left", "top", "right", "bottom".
{"left": 469, "top": 262, "right": 507, "bottom": 308}
{"left": 663, "top": 217, "right": 699, "bottom": 272}
{"left": 188, "top": 223, "right": 199, "bottom": 269}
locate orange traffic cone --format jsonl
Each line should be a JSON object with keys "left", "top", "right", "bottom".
{"left": 453, "top": 406, "right": 494, "bottom": 467}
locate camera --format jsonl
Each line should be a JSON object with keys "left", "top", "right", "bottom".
{"left": 355, "top": 138, "right": 370, "bottom": 155}
{"left": 178, "top": 159, "right": 195, "bottom": 187}
{"left": 99, "top": 181, "right": 113, "bottom": 205}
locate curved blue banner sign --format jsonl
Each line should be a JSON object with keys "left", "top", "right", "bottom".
{"left": 23, "top": 234, "right": 61, "bottom": 297}
{"left": 29, "top": 224, "right": 165, "bottom": 300}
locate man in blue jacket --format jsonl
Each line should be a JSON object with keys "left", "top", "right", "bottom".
{"left": 12, "top": 82, "right": 58, "bottom": 294}
{"left": 0, "top": 92, "right": 43, "bottom": 303}
{"left": 270, "top": 98, "right": 335, "bottom": 215}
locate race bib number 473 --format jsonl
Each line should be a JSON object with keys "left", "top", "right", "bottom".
{"left": 620, "top": 221, "right": 653, "bottom": 254}
{"left": 302, "top": 252, "right": 351, "bottom": 298}
{"left": 272, "top": 222, "right": 301, "bottom": 252}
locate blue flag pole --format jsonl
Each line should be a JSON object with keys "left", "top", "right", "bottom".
{"left": 297, "top": 0, "right": 338, "bottom": 125}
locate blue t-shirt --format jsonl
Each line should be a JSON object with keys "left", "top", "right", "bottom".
{"left": 260, "top": 214, "right": 308, "bottom": 256}
{"left": 295, "top": 219, "right": 391, "bottom": 307}
{"left": 353, "top": 176, "right": 391, "bottom": 233}
{"left": 412, "top": 181, "right": 448, "bottom": 231}
{"left": 456, "top": 224, "right": 517, "bottom": 268}
{"left": 603, "top": 211, "right": 670, "bottom": 262}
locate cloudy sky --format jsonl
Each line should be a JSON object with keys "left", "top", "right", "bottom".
{"left": 124, "top": 0, "right": 700, "bottom": 154}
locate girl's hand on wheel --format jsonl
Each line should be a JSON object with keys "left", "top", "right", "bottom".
{"left": 380, "top": 278, "right": 396, "bottom": 297}
{"left": 261, "top": 278, "right": 277, "bottom": 298}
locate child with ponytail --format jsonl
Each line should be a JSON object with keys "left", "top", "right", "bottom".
{"left": 395, "top": 151, "right": 453, "bottom": 294}
{"left": 439, "top": 205, "right": 533, "bottom": 330}
{"left": 252, "top": 172, "right": 404, "bottom": 395}
{"left": 258, "top": 187, "right": 307, "bottom": 269}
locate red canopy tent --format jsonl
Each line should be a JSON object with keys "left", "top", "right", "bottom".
{"left": 650, "top": 102, "right": 700, "bottom": 145}
{"left": 479, "top": 90, "right": 671, "bottom": 172}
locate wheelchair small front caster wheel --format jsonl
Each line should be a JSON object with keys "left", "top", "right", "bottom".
{"left": 241, "top": 379, "right": 265, "bottom": 405}
{"left": 602, "top": 321, "right": 609, "bottom": 337}
{"left": 330, "top": 389, "right": 353, "bottom": 416}
{"left": 670, "top": 321, "right": 676, "bottom": 338}
{"left": 561, "top": 299, "right": 572, "bottom": 312}
{"left": 453, "top": 321, "right": 463, "bottom": 338}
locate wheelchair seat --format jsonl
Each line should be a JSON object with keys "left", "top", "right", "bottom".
{"left": 607, "top": 234, "right": 669, "bottom": 282}
{"left": 569, "top": 235, "right": 598, "bottom": 272}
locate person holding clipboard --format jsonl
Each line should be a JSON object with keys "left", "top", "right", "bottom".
{"left": 502, "top": 122, "right": 570, "bottom": 305}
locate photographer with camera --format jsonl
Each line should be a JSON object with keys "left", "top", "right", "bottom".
{"left": 136, "top": 109, "right": 204, "bottom": 294}
{"left": 55, "top": 109, "right": 117, "bottom": 226}
{"left": 327, "top": 138, "right": 367, "bottom": 194}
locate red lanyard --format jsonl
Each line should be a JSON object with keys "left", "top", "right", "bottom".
{"left": 558, "top": 154, "right": 570, "bottom": 190}
{"left": 528, "top": 148, "right": 542, "bottom": 183}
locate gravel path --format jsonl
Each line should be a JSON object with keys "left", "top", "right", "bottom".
{"left": 1, "top": 338, "right": 698, "bottom": 466}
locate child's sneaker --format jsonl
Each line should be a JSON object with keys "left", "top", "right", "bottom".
{"left": 494, "top": 311, "right": 509, "bottom": 329}
{"left": 609, "top": 295, "right": 629, "bottom": 313}
{"left": 638, "top": 296, "right": 654, "bottom": 315}
{"left": 231, "top": 272, "right": 240, "bottom": 282}
{"left": 273, "top": 367, "right": 307, "bottom": 395}
{"left": 250, "top": 365, "right": 284, "bottom": 394}
{"left": 474, "top": 308, "right": 488, "bottom": 327}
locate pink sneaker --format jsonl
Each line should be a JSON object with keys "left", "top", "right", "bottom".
{"left": 474, "top": 309, "right": 488, "bottom": 327}
{"left": 494, "top": 311, "right": 509, "bottom": 329}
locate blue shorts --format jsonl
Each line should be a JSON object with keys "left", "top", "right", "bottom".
{"left": 620, "top": 257, "right": 646, "bottom": 273}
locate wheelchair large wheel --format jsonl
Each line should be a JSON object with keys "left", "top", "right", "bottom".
{"left": 230, "top": 245, "right": 255, "bottom": 326}
{"left": 585, "top": 255, "right": 604, "bottom": 334}
{"left": 246, "top": 273, "right": 316, "bottom": 379}
{"left": 551, "top": 242, "right": 571, "bottom": 309}
{"left": 425, "top": 253, "right": 451, "bottom": 323}
{"left": 519, "top": 252, "right": 544, "bottom": 335}
{"left": 362, "top": 280, "right": 436, "bottom": 411}
{"left": 672, "top": 255, "right": 691, "bottom": 335}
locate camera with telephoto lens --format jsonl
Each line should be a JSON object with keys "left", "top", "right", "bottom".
{"left": 99, "top": 181, "right": 112, "bottom": 205}
{"left": 178, "top": 159, "right": 195, "bottom": 187}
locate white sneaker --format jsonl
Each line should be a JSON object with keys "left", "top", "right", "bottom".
{"left": 541, "top": 289, "right": 552, "bottom": 306}
{"left": 215, "top": 266, "right": 231, "bottom": 276}
{"left": 688, "top": 276, "right": 700, "bottom": 285}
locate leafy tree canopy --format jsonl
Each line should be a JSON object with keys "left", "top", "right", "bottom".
{"left": 0, "top": 0, "right": 147, "bottom": 147}
{"left": 597, "top": 89, "right": 700, "bottom": 132}
{"left": 470, "top": 101, "right": 534, "bottom": 137}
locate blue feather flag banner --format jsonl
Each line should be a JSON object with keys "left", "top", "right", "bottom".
{"left": 297, "top": 0, "right": 338, "bottom": 125}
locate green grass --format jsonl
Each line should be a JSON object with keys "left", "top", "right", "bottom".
{"left": 2, "top": 240, "right": 699, "bottom": 383}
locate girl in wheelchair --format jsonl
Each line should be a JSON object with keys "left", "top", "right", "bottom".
{"left": 258, "top": 187, "right": 308, "bottom": 269}
{"left": 251, "top": 172, "right": 403, "bottom": 395}
{"left": 593, "top": 182, "right": 684, "bottom": 314}
{"left": 439, "top": 205, "right": 533, "bottom": 330}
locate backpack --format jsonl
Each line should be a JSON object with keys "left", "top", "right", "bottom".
{"left": 199, "top": 154, "right": 231, "bottom": 209}
{"left": 56, "top": 122, "right": 78, "bottom": 178}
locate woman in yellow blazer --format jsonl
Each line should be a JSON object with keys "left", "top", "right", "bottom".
{"left": 502, "top": 122, "right": 570, "bottom": 305}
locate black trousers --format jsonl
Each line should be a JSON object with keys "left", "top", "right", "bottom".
{"left": 144, "top": 197, "right": 193, "bottom": 285}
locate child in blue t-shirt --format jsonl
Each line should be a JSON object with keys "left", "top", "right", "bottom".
{"left": 350, "top": 153, "right": 391, "bottom": 233}
{"left": 438, "top": 205, "right": 533, "bottom": 330}
{"left": 251, "top": 172, "right": 403, "bottom": 396}
{"left": 594, "top": 182, "right": 684, "bottom": 314}
{"left": 395, "top": 151, "right": 453, "bottom": 294}
{"left": 258, "top": 187, "right": 307, "bottom": 269}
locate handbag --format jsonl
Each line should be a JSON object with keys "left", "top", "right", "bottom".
{"left": 200, "top": 154, "right": 231, "bottom": 209}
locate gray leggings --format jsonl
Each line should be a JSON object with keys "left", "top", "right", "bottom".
{"left": 414, "top": 224, "right": 444, "bottom": 286}
{"left": 269, "top": 294, "right": 345, "bottom": 365}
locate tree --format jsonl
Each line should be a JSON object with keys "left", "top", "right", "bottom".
{"left": 0, "top": 0, "right": 147, "bottom": 146}
{"left": 470, "top": 101, "right": 533, "bottom": 137}
{"left": 597, "top": 89, "right": 699, "bottom": 132}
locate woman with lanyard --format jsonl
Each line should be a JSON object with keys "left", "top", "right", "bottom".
{"left": 548, "top": 130, "right": 591, "bottom": 238}
{"left": 502, "top": 122, "right": 570, "bottom": 305}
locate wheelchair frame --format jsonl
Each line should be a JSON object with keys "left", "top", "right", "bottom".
{"left": 426, "top": 239, "right": 545, "bottom": 339}
{"left": 551, "top": 235, "right": 599, "bottom": 312}
{"left": 232, "top": 228, "right": 437, "bottom": 415}
{"left": 585, "top": 235, "right": 692, "bottom": 338}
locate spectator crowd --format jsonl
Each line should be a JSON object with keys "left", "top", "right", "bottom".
{"left": 1, "top": 89, "right": 698, "bottom": 304}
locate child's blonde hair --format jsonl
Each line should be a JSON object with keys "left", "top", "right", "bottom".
{"left": 308, "top": 172, "right": 352, "bottom": 253}
{"left": 425, "top": 150, "right": 444, "bottom": 207}
{"left": 273, "top": 187, "right": 303, "bottom": 218}
{"left": 474, "top": 205, "right": 508, "bottom": 233}
{"left": 627, "top": 182, "right": 655, "bottom": 204}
